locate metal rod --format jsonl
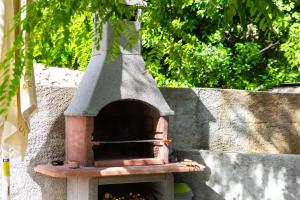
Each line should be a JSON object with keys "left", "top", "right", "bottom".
{"left": 92, "top": 139, "right": 161, "bottom": 145}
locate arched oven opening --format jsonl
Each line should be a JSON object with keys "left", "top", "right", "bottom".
{"left": 92, "top": 100, "right": 169, "bottom": 167}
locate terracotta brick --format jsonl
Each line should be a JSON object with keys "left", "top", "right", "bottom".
{"left": 65, "top": 116, "right": 94, "bottom": 166}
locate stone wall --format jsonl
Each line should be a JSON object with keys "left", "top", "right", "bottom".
{"left": 1, "top": 66, "right": 300, "bottom": 199}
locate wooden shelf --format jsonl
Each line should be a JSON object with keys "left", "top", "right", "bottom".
{"left": 34, "top": 163, "right": 205, "bottom": 178}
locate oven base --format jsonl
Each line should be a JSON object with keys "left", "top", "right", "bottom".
{"left": 67, "top": 173, "right": 174, "bottom": 200}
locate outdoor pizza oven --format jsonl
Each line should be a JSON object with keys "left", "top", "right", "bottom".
{"left": 63, "top": 1, "right": 174, "bottom": 167}
{"left": 33, "top": 2, "right": 205, "bottom": 199}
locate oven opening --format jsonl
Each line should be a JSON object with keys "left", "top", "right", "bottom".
{"left": 92, "top": 100, "right": 160, "bottom": 161}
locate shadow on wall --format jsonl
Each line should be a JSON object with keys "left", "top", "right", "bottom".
{"left": 175, "top": 150, "right": 300, "bottom": 200}
{"left": 175, "top": 151, "right": 225, "bottom": 200}
{"left": 220, "top": 90, "right": 300, "bottom": 154}
{"left": 160, "top": 88, "right": 223, "bottom": 199}
{"left": 247, "top": 92, "right": 300, "bottom": 154}
{"left": 161, "top": 88, "right": 224, "bottom": 199}
{"left": 163, "top": 88, "right": 300, "bottom": 154}
{"left": 160, "top": 88, "right": 216, "bottom": 150}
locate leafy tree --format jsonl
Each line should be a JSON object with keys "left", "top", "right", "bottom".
{"left": 143, "top": 0, "right": 300, "bottom": 89}
{"left": 0, "top": 0, "right": 281, "bottom": 114}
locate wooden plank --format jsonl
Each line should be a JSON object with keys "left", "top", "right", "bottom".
{"left": 34, "top": 163, "right": 205, "bottom": 178}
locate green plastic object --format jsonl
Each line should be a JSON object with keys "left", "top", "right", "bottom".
{"left": 174, "top": 183, "right": 191, "bottom": 194}
{"left": 174, "top": 183, "right": 194, "bottom": 200}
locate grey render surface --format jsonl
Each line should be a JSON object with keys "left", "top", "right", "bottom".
{"left": 64, "top": 53, "right": 174, "bottom": 116}
{"left": 162, "top": 87, "right": 300, "bottom": 154}
{"left": 176, "top": 150, "right": 300, "bottom": 200}
{"left": 1, "top": 66, "right": 300, "bottom": 200}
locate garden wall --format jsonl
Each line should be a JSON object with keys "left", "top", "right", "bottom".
{"left": 0, "top": 65, "right": 299, "bottom": 200}
{"left": 176, "top": 150, "right": 300, "bottom": 200}
{"left": 163, "top": 87, "right": 300, "bottom": 154}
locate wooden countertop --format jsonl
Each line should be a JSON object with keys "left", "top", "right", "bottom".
{"left": 34, "top": 162, "right": 205, "bottom": 178}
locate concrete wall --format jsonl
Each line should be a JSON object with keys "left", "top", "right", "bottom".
{"left": 1, "top": 66, "right": 300, "bottom": 199}
{"left": 270, "top": 85, "right": 300, "bottom": 93}
{"left": 176, "top": 150, "right": 300, "bottom": 200}
{"left": 162, "top": 88, "right": 300, "bottom": 154}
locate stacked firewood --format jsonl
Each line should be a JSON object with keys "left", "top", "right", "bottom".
{"left": 101, "top": 192, "right": 146, "bottom": 200}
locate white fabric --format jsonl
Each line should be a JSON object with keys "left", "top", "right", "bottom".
{"left": 0, "top": 0, "right": 37, "bottom": 158}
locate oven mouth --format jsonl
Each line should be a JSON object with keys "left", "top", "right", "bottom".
{"left": 92, "top": 99, "right": 161, "bottom": 162}
{"left": 93, "top": 142, "right": 156, "bottom": 160}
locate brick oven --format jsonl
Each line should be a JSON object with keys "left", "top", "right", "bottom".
{"left": 64, "top": 59, "right": 173, "bottom": 168}
{"left": 34, "top": 1, "right": 204, "bottom": 199}
{"left": 65, "top": 101, "right": 171, "bottom": 167}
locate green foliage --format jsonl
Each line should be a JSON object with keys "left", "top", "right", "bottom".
{"left": 33, "top": 12, "right": 93, "bottom": 70}
{"left": 280, "top": 23, "right": 300, "bottom": 69}
{"left": 222, "top": 0, "right": 281, "bottom": 30}
{"left": 142, "top": 0, "right": 300, "bottom": 90}
{"left": 0, "top": 0, "right": 290, "bottom": 115}
{"left": 0, "top": 0, "right": 139, "bottom": 115}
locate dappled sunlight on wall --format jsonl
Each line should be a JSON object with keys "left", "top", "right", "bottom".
{"left": 176, "top": 150, "right": 300, "bottom": 200}
{"left": 161, "top": 87, "right": 300, "bottom": 154}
